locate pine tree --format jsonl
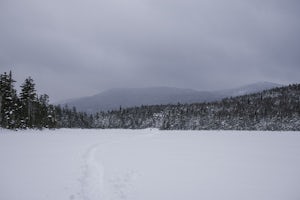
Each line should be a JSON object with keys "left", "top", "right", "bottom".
{"left": 20, "top": 77, "right": 37, "bottom": 128}
{"left": 0, "top": 71, "right": 18, "bottom": 129}
{"left": 35, "top": 94, "right": 50, "bottom": 128}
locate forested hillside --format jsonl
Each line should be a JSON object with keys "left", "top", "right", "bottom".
{"left": 93, "top": 84, "right": 300, "bottom": 130}
{"left": 1, "top": 71, "right": 299, "bottom": 130}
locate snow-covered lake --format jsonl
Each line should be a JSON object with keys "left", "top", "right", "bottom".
{"left": 0, "top": 129, "right": 300, "bottom": 200}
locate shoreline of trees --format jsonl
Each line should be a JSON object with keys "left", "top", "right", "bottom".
{"left": 0, "top": 71, "right": 92, "bottom": 129}
{"left": 93, "top": 84, "right": 300, "bottom": 131}
{"left": 1, "top": 71, "right": 300, "bottom": 131}
{"left": 0, "top": 71, "right": 53, "bottom": 129}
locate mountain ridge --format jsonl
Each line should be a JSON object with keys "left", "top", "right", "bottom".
{"left": 57, "top": 82, "right": 283, "bottom": 113}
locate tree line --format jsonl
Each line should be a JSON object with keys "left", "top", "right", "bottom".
{"left": 1, "top": 71, "right": 300, "bottom": 130}
{"left": 0, "top": 71, "right": 93, "bottom": 129}
{"left": 93, "top": 84, "right": 300, "bottom": 131}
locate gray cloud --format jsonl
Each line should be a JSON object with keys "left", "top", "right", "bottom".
{"left": 0, "top": 0, "right": 299, "bottom": 102}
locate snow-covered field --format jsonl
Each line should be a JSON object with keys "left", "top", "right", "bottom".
{"left": 0, "top": 129, "right": 300, "bottom": 200}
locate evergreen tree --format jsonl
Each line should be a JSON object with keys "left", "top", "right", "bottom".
{"left": 36, "top": 94, "right": 51, "bottom": 128}
{"left": 0, "top": 71, "right": 18, "bottom": 129}
{"left": 20, "top": 77, "right": 37, "bottom": 128}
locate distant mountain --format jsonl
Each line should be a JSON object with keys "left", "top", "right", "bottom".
{"left": 58, "top": 87, "right": 218, "bottom": 113}
{"left": 58, "top": 82, "right": 282, "bottom": 113}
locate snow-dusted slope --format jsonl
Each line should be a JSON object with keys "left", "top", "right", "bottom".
{"left": 218, "top": 81, "right": 283, "bottom": 97}
{"left": 1, "top": 129, "right": 299, "bottom": 200}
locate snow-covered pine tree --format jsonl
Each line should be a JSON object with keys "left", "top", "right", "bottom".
{"left": 0, "top": 71, "right": 18, "bottom": 129}
{"left": 20, "top": 77, "right": 37, "bottom": 128}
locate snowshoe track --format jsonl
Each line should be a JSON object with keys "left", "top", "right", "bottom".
{"left": 79, "top": 143, "right": 105, "bottom": 200}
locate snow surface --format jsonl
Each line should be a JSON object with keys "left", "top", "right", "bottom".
{"left": 0, "top": 129, "right": 300, "bottom": 200}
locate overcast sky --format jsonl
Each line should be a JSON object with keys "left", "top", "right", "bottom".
{"left": 1, "top": 0, "right": 299, "bottom": 102}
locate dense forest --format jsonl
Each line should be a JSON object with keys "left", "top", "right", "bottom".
{"left": 1, "top": 71, "right": 300, "bottom": 130}
{"left": 0, "top": 71, "right": 93, "bottom": 129}
{"left": 93, "top": 84, "right": 300, "bottom": 131}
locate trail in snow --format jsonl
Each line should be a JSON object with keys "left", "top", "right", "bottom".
{"left": 79, "top": 143, "right": 105, "bottom": 200}
{"left": 78, "top": 134, "right": 144, "bottom": 200}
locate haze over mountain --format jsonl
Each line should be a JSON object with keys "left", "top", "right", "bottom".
{"left": 2, "top": 0, "right": 299, "bottom": 102}
{"left": 58, "top": 82, "right": 282, "bottom": 113}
